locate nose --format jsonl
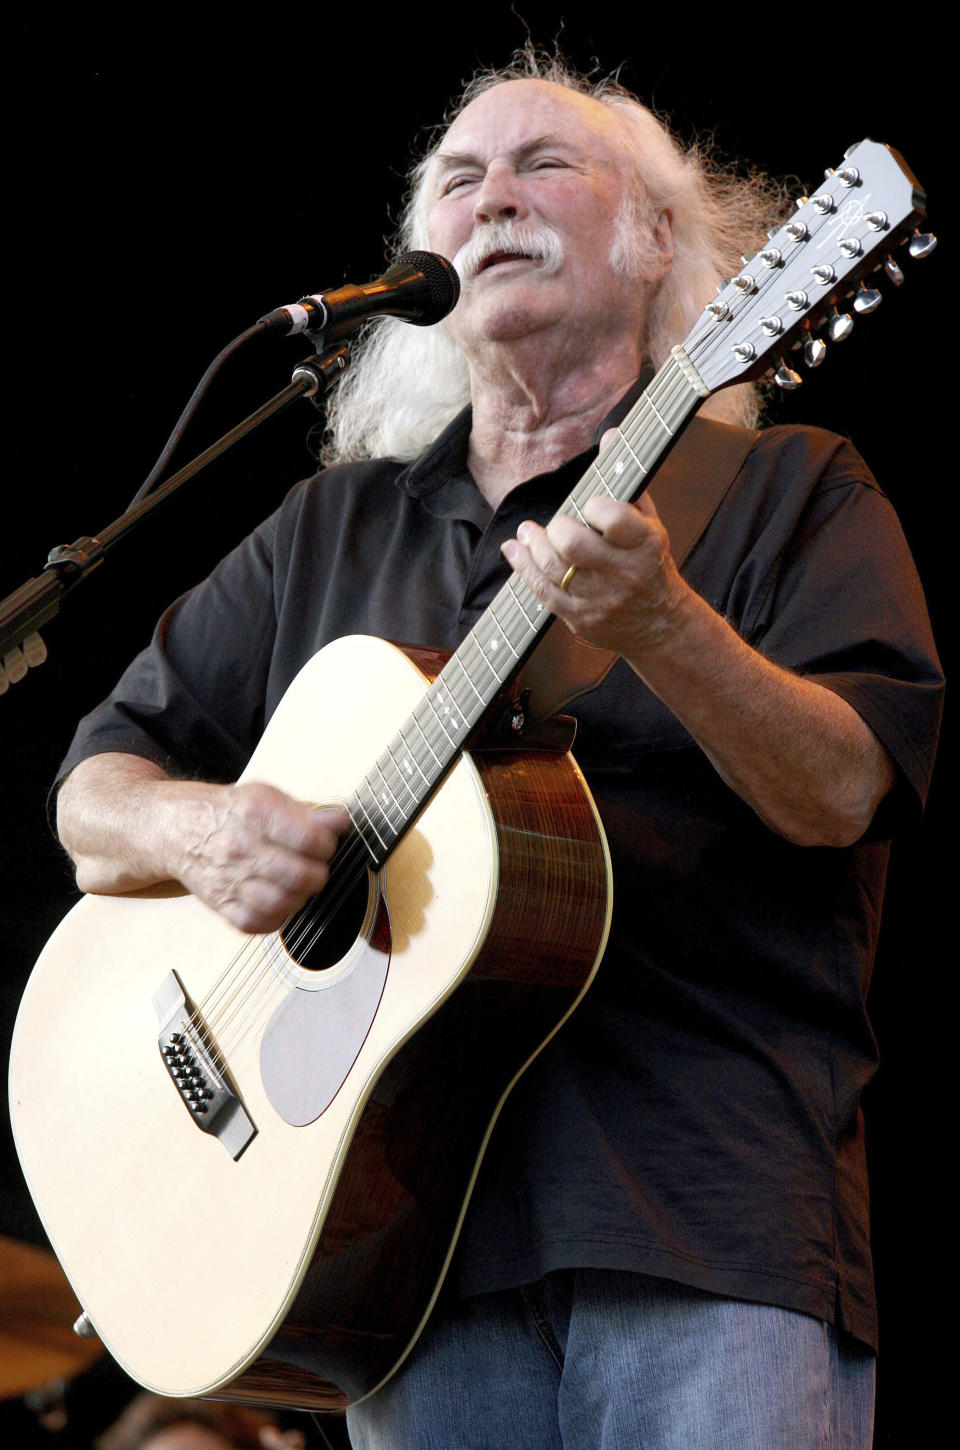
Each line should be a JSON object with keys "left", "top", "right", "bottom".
{"left": 474, "top": 161, "right": 528, "bottom": 225}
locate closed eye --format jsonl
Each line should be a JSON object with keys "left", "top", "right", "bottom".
{"left": 440, "top": 173, "right": 480, "bottom": 194}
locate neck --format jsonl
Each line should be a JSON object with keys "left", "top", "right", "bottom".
{"left": 464, "top": 334, "right": 645, "bottom": 508}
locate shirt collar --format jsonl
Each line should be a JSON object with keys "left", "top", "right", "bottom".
{"left": 394, "top": 364, "right": 656, "bottom": 504}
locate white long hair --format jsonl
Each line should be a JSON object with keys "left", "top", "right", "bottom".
{"left": 323, "top": 51, "right": 787, "bottom": 464}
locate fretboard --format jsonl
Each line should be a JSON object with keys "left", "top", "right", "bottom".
{"left": 348, "top": 352, "right": 706, "bottom": 868}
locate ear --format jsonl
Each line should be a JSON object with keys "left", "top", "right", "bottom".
{"left": 646, "top": 208, "right": 674, "bottom": 282}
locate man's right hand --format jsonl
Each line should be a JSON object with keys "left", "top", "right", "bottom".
{"left": 56, "top": 754, "right": 349, "bottom": 934}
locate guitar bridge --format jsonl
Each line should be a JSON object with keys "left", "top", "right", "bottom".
{"left": 152, "top": 971, "right": 256, "bottom": 1160}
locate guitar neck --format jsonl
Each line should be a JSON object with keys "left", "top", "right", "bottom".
{"left": 347, "top": 354, "right": 706, "bottom": 869}
{"left": 344, "top": 133, "right": 935, "bottom": 868}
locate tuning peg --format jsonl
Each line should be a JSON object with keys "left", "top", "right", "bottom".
{"left": 884, "top": 255, "right": 905, "bottom": 286}
{"left": 908, "top": 230, "right": 938, "bottom": 259}
{"left": 773, "top": 359, "right": 803, "bottom": 390}
{"left": 2, "top": 646, "right": 29, "bottom": 688}
{"left": 23, "top": 632, "right": 47, "bottom": 667}
{"left": 852, "top": 285, "right": 882, "bottom": 315}
{"left": 794, "top": 195, "right": 810, "bottom": 210}
{"left": 803, "top": 338, "right": 828, "bottom": 368}
{"left": 828, "top": 310, "right": 855, "bottom": 342}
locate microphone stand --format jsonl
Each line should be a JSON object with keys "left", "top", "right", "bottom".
{"left": 0, "top": 344, "right": 350, "bottom": 685}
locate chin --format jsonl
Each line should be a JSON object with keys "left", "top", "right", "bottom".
{"left": 457, "top": 292, "right": 558, "bottom": 347}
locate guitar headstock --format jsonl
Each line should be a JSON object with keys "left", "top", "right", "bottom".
{"left": 685, "top": 139, "right": 935, "bottom": 394}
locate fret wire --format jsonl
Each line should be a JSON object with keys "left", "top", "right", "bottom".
{"left": 495, "top": 585, "right": 534, "bottom": 647}
{"left": 440, "top": 655, "right": 494, "bottom": 728}
{"left": 445, "top": 651, "right": 486, "bottom": 707}
{"left": 351, "top": 787, "right": 391, "bottom": 855}
{"left": 423, "top": 686, "right": 467, "bottom": 749}
{"left": 382, "top": 743, "right": 421, "bottom": 807}
{"left": 393, "top": 726, "right": 433, "bottom": 786}
{"left": 509, "top": 576, "right": 547, "bottom": 631}
{"left": 345, "top": 796, "right": 382, "bottom": 864}
{"left": 459, "top": 626, "right": 506, "bottom": 694}
{"left": 587, "top": 461, "right": 617, "bottom": 500}
{"left": 617, "top": 431, "right": 649, "bottom": 478}
{"left": 475, "top": 622, "right": 515, "bottom": 683}
{"left": 362, "top": 768, "right": 405, "bottom": 834}
{"left": 487, "top": 600, "right": 523, "bottom": 659}
{"left": 368, "top": 771, "right": 408, "bottom": 841}
{"left": 408, "top": 701, "right": 455, "bottom": 771}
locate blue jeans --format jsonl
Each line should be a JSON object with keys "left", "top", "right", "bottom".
{"left": 346, "top": 1269, "right": 875, "bottom": 1449}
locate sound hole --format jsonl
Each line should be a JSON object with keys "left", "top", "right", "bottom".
{"left": 279, "top": 868, "right": 373, "bottom": 973}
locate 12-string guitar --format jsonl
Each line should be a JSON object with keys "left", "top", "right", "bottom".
{"left": 9, "top": 140, "right": 933, "bottom": 1411}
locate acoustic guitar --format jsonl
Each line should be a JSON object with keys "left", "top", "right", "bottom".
{"left": 9, "top": 139, "right": 931, "bottom": 1411}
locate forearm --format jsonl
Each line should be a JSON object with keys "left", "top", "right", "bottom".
{"left": 624, "top": 584, "right": 895, "bottom": 847}
{"left": 57, "top": 753, "right": 196, "bottom": 893}
{"left": 504, "top": 499, "right": 896, "bottom": 848}
{"left": 56, "top": 752, "right": 349, "bottom": 932}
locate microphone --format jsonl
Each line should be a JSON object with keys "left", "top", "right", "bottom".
{"left": 258, "top": 251, "right": 460, "bottom": 341}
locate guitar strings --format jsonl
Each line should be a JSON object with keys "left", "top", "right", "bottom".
{"left": 188, "top": 185, "right": 870, "bottom": 1065}
{"left": 186, "top": 366, "right": 699, "bottom": 1060}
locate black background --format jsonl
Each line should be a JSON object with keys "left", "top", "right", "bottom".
{"left": 2, "top": 12, "right": 950, "bottom": 1447}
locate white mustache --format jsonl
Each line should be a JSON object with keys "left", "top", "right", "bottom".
{"left": 453, "top": 221, "right": 565, "bottom": 286}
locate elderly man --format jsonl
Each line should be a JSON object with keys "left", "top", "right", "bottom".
{"left": 54, "top": 59, "right": 940, "bottom": 1450}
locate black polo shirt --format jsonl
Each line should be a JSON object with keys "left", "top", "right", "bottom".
{"left": 56, "top": 407, "right": 943, "bottom": 1350}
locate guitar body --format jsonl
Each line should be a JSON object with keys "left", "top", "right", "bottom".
{"left": 10, "top": 635, "right": 612, "bottom": 1410}
{"left": 12, "top": 136, "right": 927, "bottom": 1413}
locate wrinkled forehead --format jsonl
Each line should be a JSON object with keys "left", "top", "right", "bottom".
{"left": 433, "top": 78, "right": 630, "bottom": 179}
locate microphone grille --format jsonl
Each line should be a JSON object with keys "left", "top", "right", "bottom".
{"left": 399, "top": 250, "right": 461, "bottom": 323}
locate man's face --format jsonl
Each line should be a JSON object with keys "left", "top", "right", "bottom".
{"left": 426, "top": 79, "right": 656, "bottom": 359}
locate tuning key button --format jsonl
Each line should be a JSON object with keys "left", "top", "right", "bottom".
{"left": 794, "top": 196, "right": 810, "bottom": 210}
{"left": 759, "top": 247, "right": 782, "bottom": 268}
{"left": 813, "top": 194, "right": 835, "bottom": 215}
{"left": 785, "top": 221, "right": 808, "bottom": 243}
{"left": 708, "top": 301, "right": 730, "bottom": 319}
{"left": 836, "top": 166, "right": 860, "bottom": 186}
{"left": 839, "top": 237, "right": 862, "bottom": 259}
{"left": 732, "top": 342, "right": 756, "bottom": 362}
{"left": 853, "top": 286, "right": 882, "bottom": 315}
{"left": 812, "top": 264, "right": 837, "bottom": 286}
{"left": 804, "top": 338, "right": 827, "bottom": 368}
{"left": 774, "top": 361, "right": 803, "bottom": 390}
{"left": 733, "top": 274, "right": 756, "bottom": 293}
{"left": 908, "top": 231, "right": 938, "bottom": 259}
{"left": 759, "top": 316, "right": 783, "bottom": 336}
{"left": 828, "top": 311, "right": 855, "bottom": 342}
{"left": 866, "top": 211, "right": 888, "bottom": 231}
{"left": 786, "top": 290, "right": 809, "bottom": 310}
{"left": 884, "top": 256, "right": 905, "bottom": 286}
